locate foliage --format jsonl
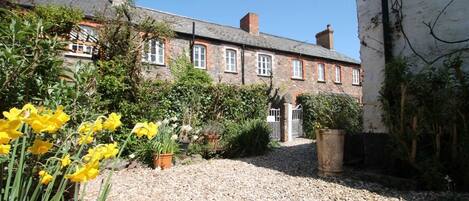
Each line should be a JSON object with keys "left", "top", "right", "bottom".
{"left": 297, "top": 93, "right": 363, "bottom": 139}
{"left": 170, "top": 55, "right": 212, "bottom": 86}
{"left": 0, "top": 104, "right": 131, "bottom": 200}
{"left": 0, "top": 8, "right": 76, "bottom": 112}
{"left": 380, "top": 56, "right": 469, "bottom": 191}
{"left": 222, "top": 119, "right": 271, "bottom": 158}
{"left": 26, "top": 5, "right": 84, "bottom": 36}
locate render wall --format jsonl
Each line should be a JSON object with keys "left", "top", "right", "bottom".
{"left": 357, "top": 0, "right": 469, "bottom": 133}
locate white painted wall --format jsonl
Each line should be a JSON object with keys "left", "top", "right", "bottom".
{"left": 357, "top": 0, "right": 469, "bottom": 133}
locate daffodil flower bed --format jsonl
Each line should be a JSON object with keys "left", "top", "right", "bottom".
{"left": 0, "top": 104, "right": 158, "bottom": 200}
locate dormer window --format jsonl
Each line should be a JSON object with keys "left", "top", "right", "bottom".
{"left": 68, "top": 25, "right": 97, "bottom": 58}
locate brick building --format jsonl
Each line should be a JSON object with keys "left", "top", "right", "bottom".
{"left": 17, "top": 0, "right": 362, "bottom": 104}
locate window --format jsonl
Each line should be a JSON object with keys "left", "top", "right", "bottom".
{"left": 68, "top": 25, "right": 97, "bottom": 57}
{"left": 257, "top": 54, "right": 272, "bottom": 76}
{"left": 353, "top": 68, "right": 361, "bottom": 85}
{"left": 193, "top": 45, "right": 206, "bottom": 69}
{"left": 335, "top": 65, "right": 341, "bottom": 83}
{"left": 142, "top": 39, "right": 164, "bottom": 65}
{"left": 318, "top": 63, "right": 325, "bottom": 81}
{"left": 292, "top": 60, "right": 303, "bottom": 79}
{"left": 225, "top": 49, "right": 237, "bottom": 72}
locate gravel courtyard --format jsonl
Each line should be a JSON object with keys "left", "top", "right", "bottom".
{"left": 84, "top": 138, "right": 465, "bottom": 201}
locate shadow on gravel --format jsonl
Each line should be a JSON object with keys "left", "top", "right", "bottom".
{"left": 236, "top": 139, "right": 469, "bottom": 201}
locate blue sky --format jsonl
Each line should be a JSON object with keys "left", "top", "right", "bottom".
{"left": 135, "top": 0, "right": 360, "bottom": 60}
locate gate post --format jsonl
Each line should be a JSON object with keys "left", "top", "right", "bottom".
{"left": 280, "top": 94, "right": 293, "bottom": 142}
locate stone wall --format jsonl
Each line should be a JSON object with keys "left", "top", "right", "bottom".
{"left": 148, "top": 36, "right": 362, "bottom": 104}
{"left": 63, "top": 35, "right": 362, "bottom": 104}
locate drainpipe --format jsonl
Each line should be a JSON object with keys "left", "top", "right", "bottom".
{"left": 381, "top": 0, "right": 393, "bottom": 63}
{"left": 241, "top": 44, "right": 246, "bottom": 85}
{"left": 190, "top": 22, "right": 195, "bottom": 63}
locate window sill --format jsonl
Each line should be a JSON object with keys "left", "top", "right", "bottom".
{"left": 194, "top": 66, "right": 207, "bottom": 70}
{"left": 352, "top": 83, "right": 362, "bottom": 86}
{"left": 334, "top": 82, "right": 342, "bottom": 85}
{"left": 291, "top": 77, "right": 305, "bottom": 81}
{"left": 317, "top": 80, "right": 326, "bottom": 83}
{"left": 64, "top": 52, "right": 92, "bottom": 58}
{"left": 257, "top": 74, "right": 272, "bottom": 78}
{"left": 224, "top": 71, "right": 238, "bottom": 74}
{"left": 142, "top": 61, "right": 165, "bottom": 66}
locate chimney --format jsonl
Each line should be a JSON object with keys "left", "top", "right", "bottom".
{"left": 316, "top": 24, "right": 334, "bottom": 49}
{"left": 240, "top": 13, "right": 259, "bottom": 35}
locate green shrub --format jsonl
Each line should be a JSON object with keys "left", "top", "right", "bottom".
{"left": 297, "top": 93, "right": 362, "bottom": 138}
{"left": 223, "top": 119, "right": 271, "bottom": 158}
{"left": 0, "top": 7, "right": 80, "bottom": 112}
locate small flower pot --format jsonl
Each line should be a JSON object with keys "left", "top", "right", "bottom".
{"left": 153, "top": 153, "right": 173, "bottom": 170}
{"left": 205, "top": 133, "right": 220, "bottom": 150}
{"left": 316, "top": 128, "right": 345, "bottom": 176}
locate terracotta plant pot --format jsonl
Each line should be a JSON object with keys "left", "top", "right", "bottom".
{"left": 316, "top": 128, "right": 345, "bottom": 176}
{"left": 153, "top": 153, "right": 173, "bottom": 170}
{"left": 205, "top": 133, "right": 220, "bottom": 150}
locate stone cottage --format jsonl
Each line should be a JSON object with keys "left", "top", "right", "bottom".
{"left": 16, "top": 0, "right": 362, "bottom": 105}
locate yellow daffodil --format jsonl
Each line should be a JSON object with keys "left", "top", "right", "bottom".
{"left": 0, "top": 119, "right": 22, "bottom": 139}
{"left": 51, "top": 106, "right": 70, "bottom": 127}
{"left": 0, "top": 144, "right": 11, "bottom": 155}
{"left": 66, "top": 161, "right": 99, "bottom": 183}
{"left": 146, "top": 122, "right": 158, "bottom": 139}
{"left": 103, "top": 113, "right": 122, "bottom": 131}
{"left": 101, "top": 142, "right": 119, "bottom": 159}
{"left": 61, "top": 154, "right": 71, "bottom": 168}
{"left": 132, "top": 122, "right": 147, "bottom": 138}
{"left": 38, "top": 170, "right": 53, "bottom": 185}
{"left": 132, "top": 122, "right": 158, "bottom": 139}
{"left": 78, "top": 122, "right": 93, "bottom": 135}
{"left": 0, "top": 132, "right": 11, "bottom": 144}
{"left": 25, "top": 106, "right": 69, "bottom": 134}
{"left": 22, "top": 103, "right": 38, "bottom": 115}
{"left": 28, "top": 139, "right": 53, "bottom": 155}
{"left": 78, "top": 134, "right": 94, "bottom": 145}
{"left": 93, "top": 118, "right": 103, "bottom": 133}
{"left": 83, "top": 143, "right": 119, "bottom": 163}
{"left": 2, "top": 107, "right": 23, "bottom": 121}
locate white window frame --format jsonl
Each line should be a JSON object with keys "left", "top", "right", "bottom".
{"left": 335, "top": 65, "right": 341, "bottom": 83}
{"left": 352, "top": 68, "right": 361, "bottom": 85}
{"left": 142, "top": 39, "right": 165, "bottom": 65}
{"left": 317, "top": 63, "right": 325, "bottom": 81}
{"left": 225, "top": 48, "right": 237, "bottom": 72}
{"left": 292, "top": 60, "right": 303, "bottom": 79}
{"left": 66, "top": 25, "right": 97, "bottom": 58}
{"left": 257, "top": 53, "right": 273, "bottom": 76}
{"left": 193, "top": 45, "right": 206, "bottom": 69}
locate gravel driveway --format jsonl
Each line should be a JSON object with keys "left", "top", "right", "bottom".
{"left": 84, "top": 138, "right": 465, "bottom": 201}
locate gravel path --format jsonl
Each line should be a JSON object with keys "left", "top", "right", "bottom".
{"left": 84, "top": 138, "right": 466, "bottom": 201}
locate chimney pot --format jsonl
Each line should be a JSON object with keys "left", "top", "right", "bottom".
{"left": 316, "top": 24, "right": 334, "bottom": 49}
{"left": 240, "top": 13, "right": 259, "bottom": 35}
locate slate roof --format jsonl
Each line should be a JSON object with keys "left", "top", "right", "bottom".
{"left": 16, "top": 0, "right": 360, "bottom": 65}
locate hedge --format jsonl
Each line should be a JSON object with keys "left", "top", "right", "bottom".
{"left": 297, "top": 93, "right": 362, "bottom": 138}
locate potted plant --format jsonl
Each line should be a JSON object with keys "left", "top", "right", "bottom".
{"left": 202, "top": 121, "right": 224, "bottom": 151}
{"left": 152, "top": 123, "right": 180, "bottom": 169}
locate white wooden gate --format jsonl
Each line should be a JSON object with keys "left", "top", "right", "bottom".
{"left": 267, "top": 108, "right": 281, "bottom": 140}
{"left": 291, "top": 105, "right": 303, "bottom": 138}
